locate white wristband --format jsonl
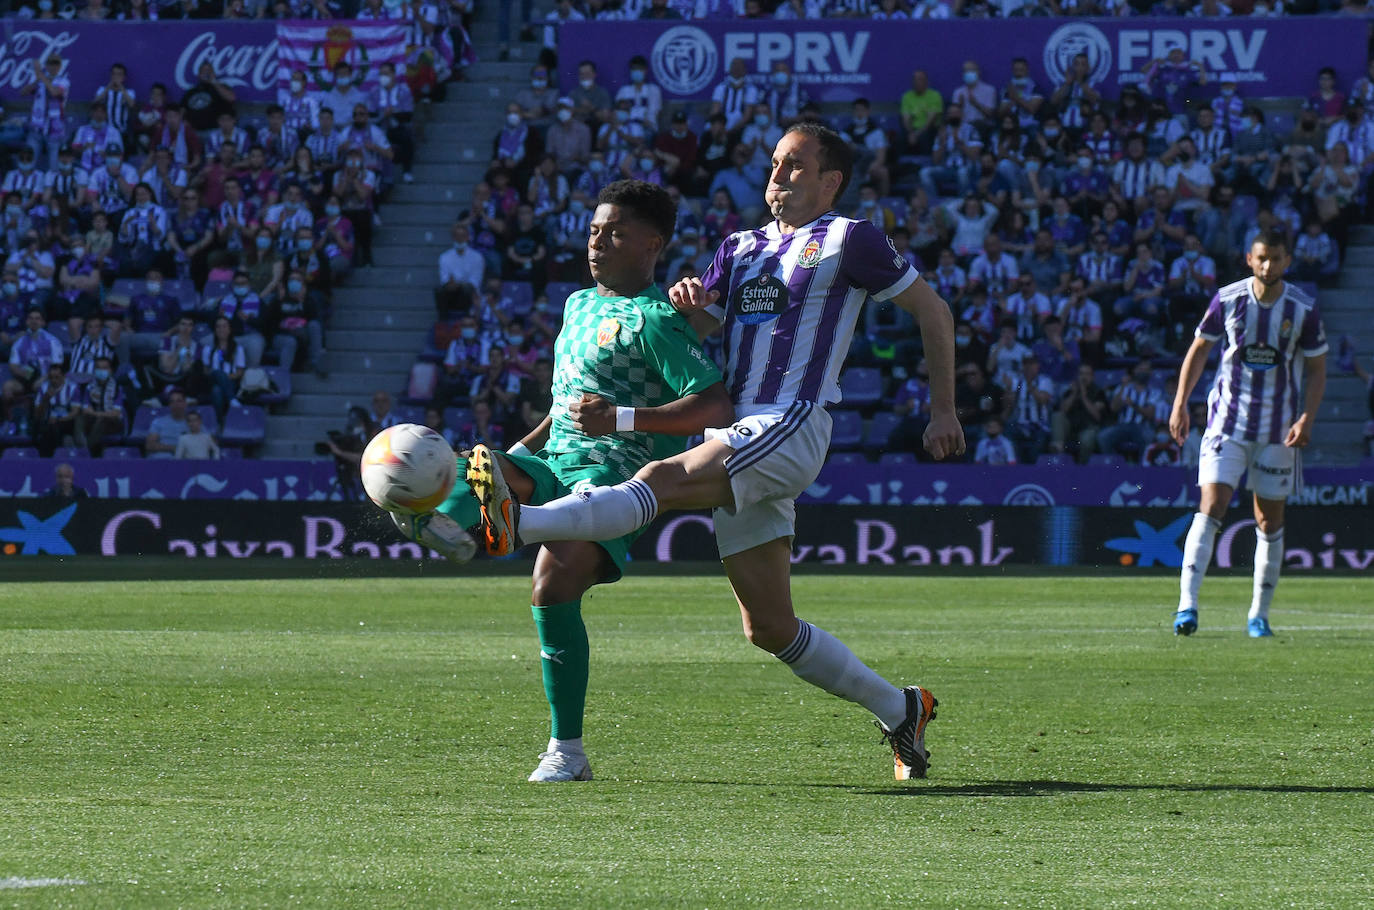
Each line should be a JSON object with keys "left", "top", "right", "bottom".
{"left": 505, "top": 441, "right": 531, "bottom": 457}
{"left": 615, "top": 406, "right": 636, "bottom": 432}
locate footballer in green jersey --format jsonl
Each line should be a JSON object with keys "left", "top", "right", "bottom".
{"left": 396, "top": 180, "right": 733, "bottom": 782}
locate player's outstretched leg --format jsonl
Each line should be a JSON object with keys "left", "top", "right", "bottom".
{"left": 468, "top": 444, "right": 521, "bottom": 556}
{"left": 391, "top": 511, "right": 476, "bottom": 564}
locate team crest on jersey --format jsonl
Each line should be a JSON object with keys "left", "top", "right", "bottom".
{"left": 797, "top": 239, "right": 822, "bottom": 269}
{"left": 1279, "top": 319, "right": 1293, "bottom": 339}
{"left": 596, "top": 317, "right": 620, "bottom": 346}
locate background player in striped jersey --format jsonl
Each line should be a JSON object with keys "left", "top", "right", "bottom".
{"left": 1168, "top": 229, "right": 1328, "bottom": 638}
{"left": 395, "top": 180, "right": 733, "bottom": 783}
{"left": 469, "top": 123, "right": 964, "bottom": 780}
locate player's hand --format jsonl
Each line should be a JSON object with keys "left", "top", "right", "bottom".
{"left": 923, "top": 410, "right": 966, "bottom": 461}
{"left": 569, "top": 392, "right": 616, "bottom": 436}
{"left": 1169, "top": 402, "right": 1189, "bottom": 446}
{"left": 1284, "top": 415, "right": 1313, "bottom": 448}
{"left": 667, "top": 277, "right": 719, "bottom": 314}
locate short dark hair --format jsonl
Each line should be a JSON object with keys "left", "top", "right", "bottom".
{"left": 1252, "top": 227, "right": 1290, "bottom": 253}
{"left": 783, "top": 121, "right": 854, "bottom": 202}
{"left": 597, "top": 179, "right": 677, "bottom": 242}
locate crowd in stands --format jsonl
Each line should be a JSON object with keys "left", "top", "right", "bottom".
{"left": 0, "top": 0, "right": 467, "bottom": 457}
{"left": 420, "top": 6, "right": 1367, "bottom": 468}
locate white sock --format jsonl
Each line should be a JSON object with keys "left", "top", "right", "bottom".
{"left": 776, "top": 619, "right": 908, "bottom": 730}
{"left": 1249, "top": 528, "right": 1284, "bottom": 621}
{"left": 518, "top": 479, "right": 658, "bottom": 545}
{"left": 548, "top": 736, "right": 584, "bottom": 756}
{"left": 1179, "top": 513, "right": 1222, "bottom": 612}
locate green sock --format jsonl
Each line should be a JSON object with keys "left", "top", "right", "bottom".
{"left": 531, "top": 600, "right": 589, "bottom": 740}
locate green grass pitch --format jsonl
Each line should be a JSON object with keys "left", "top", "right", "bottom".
{"left": 1, "top": 574, "right": 1371, "bottom": 908}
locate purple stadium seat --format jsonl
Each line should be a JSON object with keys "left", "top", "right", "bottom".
{"left": 863, "top": 412, "right": 901, "bottom": 453}
{"left": 196, "top": 406, "right": 219, "bottom": 435}
{"left": 48, "top": 322, "right": 71, "bottom": 348}
{"left": 53, "top": 447, "right": 89, "bottom": 460}
{"left": 402, "top": 362, "right": 438, "bottom": 405}
{"left": 1, "top": 447, "right": 39, "bottom": 459}
{"left": 259, "top": 367, "right": 292, "bottom": 406}
{"left": 202, "top": 280, "right": 232, "bottom": 314}
{"left": 1036, "top": 454, "right": 1073, "bottom": 467}
{"left": 830, "top": 410, "right": 863, "bottom": 450}
{"left": 220, "top": 405, "right": 266, "bottom": 446}
{"left": 103, "top": 446, "right": 142, "bottom": 459}
{"left": 838, "top": 367, "right": 884, "bottom": 409}
{"left": 544, "top": 281, "right": 581, "bottom": 313}
{"left": 129, "top": 404, "right": 163, "bottom": 443}
{"left": 393, "top": 404, "right": 426, "bottom": 425}
{"left": 219, "top": 446, "right": 243, "bottom": 459}
{"left": 1088, "top": 453, "right": 1124, "bottom": 466}
{"left": 443, "top": 406, "right": 473, "bottom": 431}
{"left": 827, "top": 452, "right": 867, "bottom": 467}
{"left": 879, "top": 452, "right": 916, "bottom": 466}
{"left": 501, "top": 280, "right": 534, "bottom": 315}
{"left": 106, "top": 277, "right": 141, "bottom": 314}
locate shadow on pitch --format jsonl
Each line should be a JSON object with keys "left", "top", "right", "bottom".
{"left": 855, "top": 779, "right": 1374, "bottom": 797}
{"left": 634, "top": 778, "right": 1374, "bottom": 796}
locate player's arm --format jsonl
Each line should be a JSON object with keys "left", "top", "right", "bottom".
{"left": 572, "top": 306, "right": 732, "bottom": 437}
{"left": 1287, "top": 353, "right": 1326, "bottom": 448}
{"left": 1170, "top": 335, "right": 1214, "bottom": 445}
{"left": 890, "top": 275, "right": 965, "bottom": 460}
{"left": 570, "top": 382, "right": 732, "bottom": 437}
{"left": 511, "top": 414, "right": 552, "bottom": 455}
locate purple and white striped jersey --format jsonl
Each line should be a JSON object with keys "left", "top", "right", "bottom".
{"left": 701, "top": 213, "right": 916, "bottom": 410}
{"left": 1197, "top": 278, "right": 1328, "bottom": 444}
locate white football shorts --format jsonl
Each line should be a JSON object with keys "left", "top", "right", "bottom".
{"left": 1197, "top": 432, "right": 1298, "bottom": 501}
{"left": 704, "top": 401, "right": 832, "bottom": 559}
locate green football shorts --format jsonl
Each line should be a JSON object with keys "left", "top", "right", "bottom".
{"left": 437, "top": 450, "right": 638, "bottom": 583}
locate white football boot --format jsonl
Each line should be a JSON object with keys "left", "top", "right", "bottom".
{"left": 527, "top": 750, "right": 593, "bottom": 783}
{"left": 391, "top": 511, "right": 477, "bottom": 564}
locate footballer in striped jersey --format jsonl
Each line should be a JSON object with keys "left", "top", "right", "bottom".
{"left": 1168, "top": 229, "right": 1328, "bottom": 638}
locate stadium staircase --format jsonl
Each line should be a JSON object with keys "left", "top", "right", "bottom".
{"left": 262, "top": 12, "right": 537, "bottom": 456}
{"left": 1312, "top": 223, "right": 1374, "bottom": 466}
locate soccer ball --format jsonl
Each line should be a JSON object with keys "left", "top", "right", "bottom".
{"left": 360, "top": 423, "right": 458, "bottom": 515}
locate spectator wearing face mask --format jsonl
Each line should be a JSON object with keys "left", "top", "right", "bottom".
{"left": 341, "top": 103, "right": 393, "bottom": 179}
{"left": 570, "top": 60, "right": 612, "bottom": 126}
{"left": 710, "top": 57, "right": 760, "bottom": 132}
{"left": 33, "top": 361, "right": 78, "bottom": 456}
{"left": 73, "top": 102, "right": 123, "bottom": 173}
{"left": 546, "top": 97, "right": 591, "bottom": 171}
{"left": 315, "top": 194, "right": 354, "bottom": 282}
{"left": 369, "top": 62, "right": 414, "bottom": 184}
{"left": 218, "top": 272, "right": 267, "bottom": 366}
{"left": 318, "top": 63, "right": 369, "bottom": 133}
{"left": 77, "top": 354, "right": 123, "bottom": 455}
{"left": 279, "top": 71, "right": 320, "bottom": 134}
{"left": 1098, "top": 360, "right": 1164, "bottom": 457}
{"left": 436, "top": 221, "right": 484, "bottom": 318}
{"left": 514, "top": 64, "right": 559, "bottom": 128}
{"left": 335, "top": 152, "right": 377, "bottom": 267}
{"left": 548, "top": 193, "right": 592, "bottom": 283}
{"left": 272, "top": 270, "right": 325, "bottom": 376}
{"left": 615, "top": 56, "right": 663, "bottom": 132}
{"left": 951, "top": 60, "right": 997, "bottom": 128}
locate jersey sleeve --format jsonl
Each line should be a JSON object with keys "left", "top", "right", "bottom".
{"left": 1298, "top": 301, "right": 1329, "bottom": 356}
{"left": 636, "top": 304, "right": 723, "bottom": 400}
{"left": 699, "top": 235, "right": 734, "bottom": 321}
{"left": 842, "top": 219, "right": 918, "bottom": 301}
{"left": 1196, "top": 293, "right": 1224, "bottom": 341}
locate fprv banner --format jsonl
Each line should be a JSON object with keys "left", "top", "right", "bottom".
{"left": 558, "top": 17, "right": 1362, "bottom": 104}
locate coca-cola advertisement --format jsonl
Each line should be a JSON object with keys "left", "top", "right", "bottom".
{"left": 0, "top": 20, "right": 403, "bottom": 102}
